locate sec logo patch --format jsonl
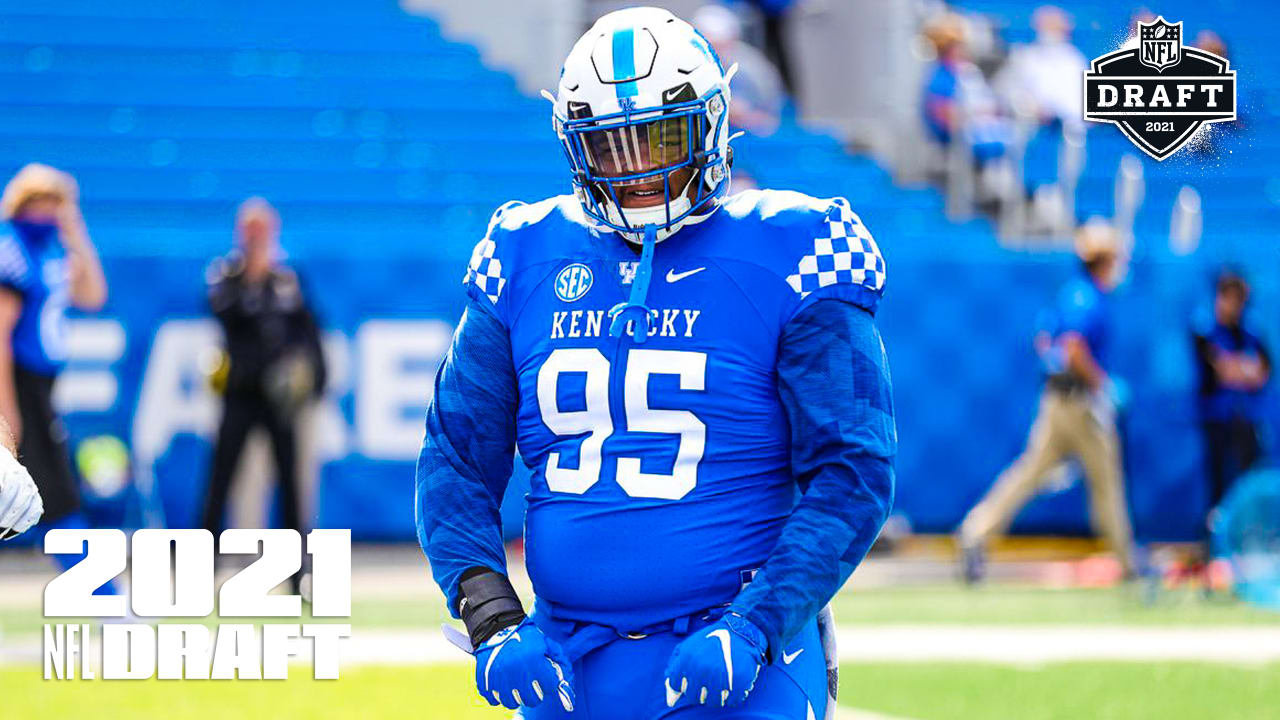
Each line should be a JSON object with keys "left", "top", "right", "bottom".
{"left": 555, "top": 263, "right": 593, "bottom": 302}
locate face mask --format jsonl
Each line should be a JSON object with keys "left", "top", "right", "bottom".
{"left": 11, "top": 219, "right": 58, "bottom": 246}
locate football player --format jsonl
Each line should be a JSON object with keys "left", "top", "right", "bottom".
{"left": 416, "top": 7, "right": 895, "bottom": 719}
{"left": 0, "top": 413, "right": 43, "bottom": 540}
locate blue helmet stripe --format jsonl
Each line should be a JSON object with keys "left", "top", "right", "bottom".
{"left": 611, "top": 27, "right": 638, "bottom": 99}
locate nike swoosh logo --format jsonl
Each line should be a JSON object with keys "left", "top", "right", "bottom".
{"left": 666, "top": 267, "right": 706, "bottom": 283}
{"left": 707, "top": 628, "right": 735, "bottom": 691}
{"left": 781, "top": 648, "right": 804, "bottom": 665}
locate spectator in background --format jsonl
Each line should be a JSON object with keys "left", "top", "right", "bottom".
{"left": 922, "top": 12, "right": 1011, "bottom": 164}
{"left": 694, "top": 4, "right": 785, "bottom": 136}
{"left": 1193, "top": 29, "right": 1228, "bottom": 60}
{"left": 202, "top": 198, "right": 325, "bottom": 592}
{"left": 1193, "top": 269, "right": 1270, "bottom": 537}
{"left": 958, "top": 221, "right": 1137, "bottom": 583}
{"left": 995, "top": 6, "right": 1086, "bottom": 131}
{"left": 0, "top": 163, "right": 112, "bottom": 586}
{"left": 734, "top": 0, "right": 797, "bottom": 97}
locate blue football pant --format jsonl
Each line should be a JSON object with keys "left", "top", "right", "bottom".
{"left": 518, "top": 617, "right": 826, "bottom": 720}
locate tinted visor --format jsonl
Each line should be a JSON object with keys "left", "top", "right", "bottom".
{"left": 580, "top": 115, "right": 691, "bottom": 181}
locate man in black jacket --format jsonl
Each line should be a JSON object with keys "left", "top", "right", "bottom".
{"left": 202, "top": 198, "right": 326, "bottom": 586}
{"left": 1193, "top": 269, "right": 1270, "bottom": 530}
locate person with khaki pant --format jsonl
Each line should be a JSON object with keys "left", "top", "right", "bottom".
{"left": 959, "top": 220, "right": 1136, "bottom": 583}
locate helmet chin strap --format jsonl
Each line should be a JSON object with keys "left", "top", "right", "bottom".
{"left": 608, "top": 168, "right": 702, "bottom": 244}
{"left": 608, "top": 223, "right": 658, "bottom": 342}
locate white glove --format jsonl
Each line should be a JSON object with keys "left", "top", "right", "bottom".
{"left": 0, "top": 447, "right": 43, "bottom": 540}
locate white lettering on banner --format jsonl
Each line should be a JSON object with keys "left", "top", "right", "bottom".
{"left": 131, "top": 319, "right": 222, "bottom": 469}
{"left": 355, "top": 319, "right": 452, "bottom": 460}
{"left": 42, "top": 530, "right": 352, "bottom": 681}
{"left": 52, "top": 318, "right": 127, "bottom": 414}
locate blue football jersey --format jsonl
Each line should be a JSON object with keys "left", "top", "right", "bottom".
{"left": 0, "top": 226, "right": 70, "bottom": 376}
{"left": 460, "top": 189, "right": 886, "bottom": 629}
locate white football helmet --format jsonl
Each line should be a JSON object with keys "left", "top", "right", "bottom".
{"left": 549, "top": 7, "right": 735, "bottom": 243}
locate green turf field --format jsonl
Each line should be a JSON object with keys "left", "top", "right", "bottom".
{"left": 841, "top": 662, "right": 1280, "bottom": 720}
{"left": 6, "top": 578, "right": 1279, "bottom": 718}
{"left": 8, "top": 661, "right": 1279, "bottom": 720}
{"left": 4, "top": 583, "right": 1277, "bottom": 641}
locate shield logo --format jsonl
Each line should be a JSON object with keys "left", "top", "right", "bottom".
{"left": 1083, "top": 16, "right": 1236, "bottom": 160}
{"left": 1139, "top": 17, "right": 1181, "bottom": 72}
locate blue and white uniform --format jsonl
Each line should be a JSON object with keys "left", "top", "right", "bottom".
{"left": 0, "top": 220, "right": 69, "bottom": 377}
{"left": 417, "top": 189, "right": 896, "bottom": 719}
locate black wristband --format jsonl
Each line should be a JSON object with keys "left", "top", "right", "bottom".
{"left": 457, "top": 568, "right": 526, "bottom": 648}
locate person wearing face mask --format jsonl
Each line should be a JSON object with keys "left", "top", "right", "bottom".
{"left": 201, "top": 197, "right": 325, "bottom": 593}
{"left": 0, "top": 163, "right": 108, "bottom": 560}
{"left": 958, "top": 220, "right": 1138, "bottom": 584}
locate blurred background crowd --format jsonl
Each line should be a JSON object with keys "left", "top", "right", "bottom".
{"left": 0, "top": 0, "right": 1276, "bottom": 597}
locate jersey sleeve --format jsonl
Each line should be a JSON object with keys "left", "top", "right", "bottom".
{"left": 782, "top": 198, "right": 886, "bottom": 319}
{"left": 0, "top": 236, "right": 33, "bottom": 295}
{"left": 728, "top": 298, "right": 896, "bottom": 655}
{"left": 461, "top": 201, "right": 526, "bottom": 322}
{"left": 415, "top": 292, "right": 520, "bottom": 616}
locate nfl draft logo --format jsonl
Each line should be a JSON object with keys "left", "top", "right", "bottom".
{"left": 1083, "top": 16, "right": 1236, "bottom": 160}
{"left": 1139, "top": 17, "right": 1180, "bottom": 71}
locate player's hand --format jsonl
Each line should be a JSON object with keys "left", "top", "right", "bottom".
{"left": 0, "top": 448, "right": 43, "bottom": 540}
{"left": 663, "top": 613, "right": 767, "bottom": 709}
{"left": 473, "top": 616, "right": 576, "bottom": 712}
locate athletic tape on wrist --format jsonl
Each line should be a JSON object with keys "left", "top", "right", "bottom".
{"left": 457, "top": 568, "right": 526, "bottom": 648}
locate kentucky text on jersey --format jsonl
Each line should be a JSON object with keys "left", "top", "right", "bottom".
{"left": 550, "top": 308, "right": 702, "bottom": 339}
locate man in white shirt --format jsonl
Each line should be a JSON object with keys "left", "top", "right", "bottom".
{"left": 997, "top": 5, "right": 1087, "bottom": 130}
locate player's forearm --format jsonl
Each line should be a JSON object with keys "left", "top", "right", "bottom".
{"left": 60, "top": 213, "right": 108, "bottom": 311}
{"left": 416, "top": 298, "right": 519, "bottom": 615}
{"left": 0, "top": 409, "right": 15, "bottom": 455}
{"left": 729, "top": 456, "right": 893, "bottom": 655}
{"left": 0, "top": 349, "right": 21, "bottom": 445}
{"left": 737, "top": 299, "right": 896, "bottom": 654}
{"left": 416, "top": 447, "right": 510, "bottom": 617}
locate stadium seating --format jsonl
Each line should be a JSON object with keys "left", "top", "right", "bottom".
{"left": 0, "top": 0, "right": 994, "bottom": 259}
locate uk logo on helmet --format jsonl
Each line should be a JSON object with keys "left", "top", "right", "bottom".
{"left": 555, "top": 263, "right": 594, "bottom": 302}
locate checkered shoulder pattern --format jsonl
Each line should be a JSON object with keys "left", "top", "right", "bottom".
{"left": 463, "top": 201, "right": 525, "bottom": 305}
{"left": 0, "top": 235, "right": 31, "bottom": 290}
{"left": 784, "top": 198, "right": 885, "bottom": 301}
